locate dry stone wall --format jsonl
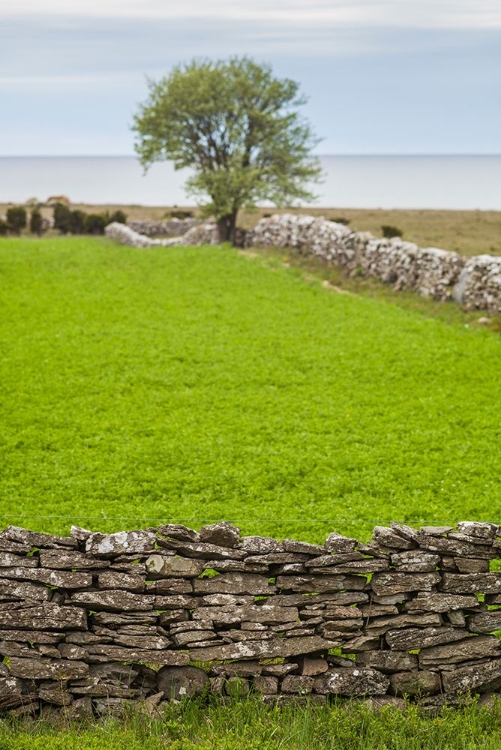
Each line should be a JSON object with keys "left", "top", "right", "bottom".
{"left": 127, "top": 219, "right": 200, "bottom": 237}
{"left": 2, "top": 521, "right": 501, "bottom": 716}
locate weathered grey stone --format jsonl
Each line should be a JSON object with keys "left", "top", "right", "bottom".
{"left": 58, "top": 643, "right": 88, "bottom": 660}
{"left": 386, "top": 627, "right": 468, "bottom": 650}
{"left": 442, "top": 658, "right": 501, "bottom": 694}
{"left": 282, "top": 675, "right": 314, "bottom": 694}
{"left": 154, "top": 579, "right": 193, "bottom": 595}
{"left": 97, "top": 572, "right": 145, "bottom": 592}
{"left": 199, "top": 522, "right": 240, "bottom": 548}
{"left": 225, "top": 676, "right": 250, "bottom": 697}
{"left": 0, "top": 629, "right": 65, "bottom": 644}
{"left": 110, "top": 633, "right": 172, "bottom": 650}
{"left": 39, "top": 550, "right": 110, "bottom": 570}
{"left": 158, "top": 666, "right": 209, "bottom": 700}
{"left": 310, "top": 560, "right": 389, "bottom": 575}
{"left": 366, "top": 612, "right": 442, "bottom": 635}
{"left": 419, "top": 635, "right": 500, "bottom": 666}
{"left": 0, "top": 553, "right": 38, "bottom": 568}
{"left": 341, "top": 635, "right": 381, "bottom": 653}
{"left": 86, "top": 530, "right": 156, "bottom": 558}
{"left": 448, "top": 611, "right": 467, "bottom": 626}
{"left": 390, "top": 523, "right": 419, "bottom": 541}
{"left": 0, "top": 604, "right": 87, "bottom": 631}
{"left": 0, "top": 580, "right": 51, "bottom": 602}
{"left": 156, "top": 524, "right": 199, "bottom": 542}
{"left": 92, "top": 611, "right": 158, "bottom": 626}
{"left": 245, "top": 553, "right": 310, "bottom": 565}
{"left": 193, "top": 604, "right": 299, "bottom": 625}
{"left": 254, "top": 675, "right": 279, "bottom": 694}
{"left": 1, "top": 527, "right": 77, "bottom": 549}
{"left": 70, "top": 526, "right": 93, "bottom": 542}
{"left": 188, "top": 635, "right": 337, "bottom": 662}
{"left": 325, "top": 533, "right": 357, "bottom": 553}
{"left": 200, "top": 593, "right": 253, "bottom": 606}
{"left": 0, "top": 567, "right": 92, "bottom": 590}
{"left": 146, "top": 554, "right": 204, "bottom": 578}
{"left": 211, "top": 661, "right": 262, "bottom": 677}
{"left": 372, "top": 527, "right": 415, "bottom": 550}
{"left": 390, "top": 551, "right": 440, "bottom": 572}
{"left": 276, "top": 574, "right": 366, "bottom": 593}
{"left": 359, "top": 604, "right": 399, "bottom": 618}
{"left": 261, "top": 662, "right": 298, "bottom": 676}
{"left": 158, "top": 610, "right": 189, "bottom": 625}
{"left": 419, "top": 526, "right": 453, "bottom": 536}
{"left": 405, "top": 593, "right": 479, "bottom": 612}
{"left": 314, "top": 668, "right": 390, "bottom": 696}
{"left": 456, "top": 522, "right": 498, "bottom": 540}
{"left": 468, "top": 611, "right": 501, "bottom": 633}
{"left": 390, "top": 671, "right": 440, "bottom": 696}
{"left": 39, "top": 681, "right": 73, "bottom": 706}
{"left": 172, "top": 630, "right": 217, "bottom": 647}
{"left": 416, "top": 535, "right": 497, "bottom": 559}
{"left": 71, "top": 590, "right": 155, "bottom": 611}
{"left": 372, "top": 572, "right": 440, "bottom": 595}
{"left": 304, "top": 553, "right": 364, "bottom": 568}
{"left": 441, "top": 573, "right": 501, "bottom": 593}
{"left": 372, "top": 593, "right": 411, "bottom": 605}
{"left": 299, "top": 657, "right": 329, "bottom": 676}
{"left": 282, "top": 540, "right": 325, "bottom": 555}
{"left": 156, "top": 539, "right": 246, "bottom": 560}
{"left": 202, "top": 559, "right": 268, "bottom": 573}
{"left": 454, "top": 558, "right": 489, "bottom": 573}
{"left": 356, "top": 651, "right": 418, "bottom": 673}
{"left": 66, "top": 695, "right": 93, "bottom": 719}
{"left": 0, "top": 539, "right": 32, "bottom": 554}
{"left": 154, "top": 594, "right": 197, "bottom": 610}
{"left": 9, "top": 657, "right": 89, "bottom": 679}
{"left": 85, "top": 645, "right": 189, "bottom": 665}
{"left": 193, "top": 572, "right": 274, "bottom": 596}
{"left": 241, "top": 536, "right": 282, "bottom": 555}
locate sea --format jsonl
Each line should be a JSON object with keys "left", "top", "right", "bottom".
{"left": 1, "top": 155, "right": 500, "bottom": 210}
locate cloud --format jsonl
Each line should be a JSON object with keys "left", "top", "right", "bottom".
{"left": 1, "top": 0, "right": 501, "bottom": 29}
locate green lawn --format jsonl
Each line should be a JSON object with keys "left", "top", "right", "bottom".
{"left": 1, "top": 236, "right": 501, "bottom": 543}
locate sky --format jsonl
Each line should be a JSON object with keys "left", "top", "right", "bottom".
{"left": 1, "top": 0, "right": 500, "bottom": 155}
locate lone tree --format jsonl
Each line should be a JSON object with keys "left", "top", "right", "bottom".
{"left": 132, "top": 57, "right": 321, "bottom": 244}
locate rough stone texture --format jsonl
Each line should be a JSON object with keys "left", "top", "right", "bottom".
{"left": 127, "top": 218, "right": 200, "bottom": 237}
{"left": 314, "top": 668, "right": 390, "bottom": 696}
{"left": 146, "top": 555, "right": 204, "bottom": 578}
{"left": 199, "top": 522, "right": 240, "bottom": 548}
{"left": 372, "top": 572, "right": 440, "bottom": 595}
{"left": 390, "top": 671, "right": 441, "bottom": 696}
{"left": 419, "top": 635, "right": 501, "bottom": 666}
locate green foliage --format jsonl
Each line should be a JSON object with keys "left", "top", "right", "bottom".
{"left": 382, "top": 225, "right": 403, "bottom": 239}
{"left": 0, "top": 218, "right": 8, "bottom": 236}
{"left": 84, "top": 213, "right": 107, "bottom": 235}
{"left": 6, "top": 206, "right": 27, "bottom": 235}
{"left": 132, "top": 57, "right": 321, "bottom": 242}
{"left": 69, "top": 210, "right": 87, "bottom": 235}
{"left": 1, "top": 237, "right": 501, "bottom": 542}
{"left": 29, "top": 209, "right": 44, "bottom": 236}
{"left": 53, "top": 203, "right": 71, "bottom": 234}
{"left": 107, "top": 209, "right": 127, "bottom": 225}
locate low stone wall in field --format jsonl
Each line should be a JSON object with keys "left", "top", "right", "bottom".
{"left": 127, "top": 219, "right": 200, "bottom": 237}
{"left": 2, "top": 520, "right": 501, "bottom": 717}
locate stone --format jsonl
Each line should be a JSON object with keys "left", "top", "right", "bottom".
{"left": 158, "top": 610, "right": 189, "bottom": 625}
{"left": 469, "top": 611, "right": 501, "bottom": 633}
{"left": 193, "top": 572, "right": 274, "bottom": 596}
{"left": 202, "top": 560, "right": 268, "bottom": 573}
{"left": 419, "top": 635, "right": 500, "bottom": 666}
{"left": 193, "top": 604, "right": 299, "bottom": 626}
{"left": 1, "top": 526, "right": 77, "bottom": 549}
{"left": 456, "top": 522, "right": 498, "bottom": 539}
{"left": 356, "top": 651, "right": 418, "bottom": 673}
{"left": 276, "top": 574, "right": 366, "bottom": 593}
{"left": 261, "top": 662, "right": 298, "bottom": 676}
{"left": 96, "top": 572, "right": 145, "bottom": 592}
{"left": 39, "top": 681, "right": 73, "bottom": 706}
{"left": 325, "top": 533, "right": 357, "bottom": 553}
{"left": 211, "top": 661, "right": 262, "bottom": 677}
{"left": 154, "top": 594, "right": 197, "bottom": 610}
{"left": 371, "top": 572, "right": 440, "bottom": 595}
{"left": 245, "top": 553, "right": 310, "bottom": 565}
{"left": 448, "top": 611, "right": 466, "bottom": 626}
{"left": 254, "top": 676, "right": 279, "bottom": 694}
{"left": 390, "top": 671, "right": 440, "bottom": 696}
{"left": 145, "top": 554, "right": 204, "bottom": 578}
{"left": 454, "top": 558, "right": 489, "bottom": 573}
{"left": 70, "top": 590, "right": 155, "bottom": 611}
{"left": 0, "top": 580, "right": 51, "bottom": 603}
{"left": 405, "top": 593, "right": 479, "bottom": 612}
{"left": 0, "top": 629, "right": 65, "bottom": 644}
{"left": 442, "top": 658, "right": 501, "bottom": 694}
{"left": 158, "top": 666, "right": 209, "bottom": 700}
{"left": 372, "top": 527, "right": 415, "bottom": 550}
{"left": 153, "top": 579, "right": 193, "bottom": 595}
{"left": 314, "top": 668, "right": 390, "bottom": 696}
{"left": 200, "top": 594, "right": 253, "bottom": 606}
{"left": 386, "top": 627, "right": 468, "bottom": 650}
{"left": 70, "top": 526, "right": 93, "bottom": 542}
{"left": 85, "top": 645, "right": 189, "bottom": 665}
{"left": 67, "top": 696, "right": 93, "bottom": 719}
{"left": 0, "top": 552, "right": 38, "bottom": 568}
{"left": 58, "top": 643, "right": 88, "bottom": 660}
{"left": 92, "top": 611, "right": 158, "bottom": 626}
{"left": 341, "top": 635, "right": 381, "bottom": 653}
{"left": 172, "top": 630, "right": 217, "bottom": 647}
{"left": 282, "top": 540, "right": 325, "bottom": 555}
{"left": 85, "top": 530, "right": 156, "bottom": 558}
{"left": 156, "top": 524, "right": 199, "bottom": 542}
{"left": 359, "top": 604, "right": 399, "bottom": 618}
{"left": 199, "top": 522, "right": 240, "bottom": 548}
{"left": 39, "top": 550, "right": 110, "bottom": 570}
{"left": 416, "top": 535, "right": 497, "bottom": 559}
{"left": 309, "top": 560, "right": 389, "bottom": 575}
{"left": 281, "top": 675, "right": 314, "bottom": 694}
{"left": 0, "top": 567, "right": 92, "bottom": 590}
{"left": 110, "top": 633, "right": 172, "bottom": 650}
{"left": 241, "top": 537, "right": 282, "bottom": 555}
{"left": 441, "top": 573, "right": 501, "bottom": 593}
{"left": 366, "top": 612, "right": 442, "bottom": 635}
{"left": 298, "top": 657, "right": 329, "bottom": 676}
{"left": 0, "top": 604, "right": 87, "bottom": 631}
{"left": 419, "top": 526, "right": 453, "bottom": 536}
{"left": 372, "top": 593, "right": 411, "bottom": 605}
{"left": 9, "top": 657, "right": 89, "bottom": 679}
{"left": 304, "top": 553, "right": 364, "bottom": 568}
{"left": 156, "top": 539, "right": 246, "bottom": 560}
{"left": 390, "top": 551, "right": 440, "bottom": 572}
{"left": 188, "top": 635, "right": 337, "bottom": 662}
{"left": 390, "top": 523, "right": 419, "bottom": 541}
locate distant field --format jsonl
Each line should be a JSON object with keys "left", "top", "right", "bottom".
{"left": 1, "top": 236, "right": 501, "bottom": 543}
{"left": 2, "top": 202, "right": 501, "bottom": 256}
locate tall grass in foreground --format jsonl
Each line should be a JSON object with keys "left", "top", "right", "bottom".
{"left": 2, "top": 698, "right": 501, "bottom": 750}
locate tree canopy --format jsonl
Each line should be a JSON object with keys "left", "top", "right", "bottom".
{"left": 132, "top": 57, "right": 322, "bottom": 244}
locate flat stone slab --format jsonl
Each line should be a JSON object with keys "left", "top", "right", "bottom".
{"left": 145, "top": 555, "right": 204, "bottom": 578}
{"left": 188, "top": 635, "right": 337, "bottom": 662}
{"left": 0, "top": 567, "right": 92, "bottom": 589}
{"left": 39, "top": 550, "right": 110, "bottom": 570}
{"left": 85, "top": 645, "right": 189, "bottom": 665}
{"left": 372, "top": 572, "right": 440, "bottom": 595}
{"left": 9, "top": 657, "right": 89, "bottom": 679}
{"left": 314, "top": 668, "right": 390, "bottom": 696}
{"left": 390, "top": 551, "right": 441, "bottom": 572}
{"left": 0, "top": 604, "right": 87, "bottom": 631}
{"left": 275, "top": 574, "right": 366, "bottom": 593}
{"left": 441, "top": 573, "right": 501, "bottom": 593}
{"left": 193, "top": 604, "right": 299, "bottom": 625}
{"left": 390, "top": 670, "right": 440, "bottom": 696}
{"left": 1, "top": 527, "right": 77, "bottom": 549}
{"left": 85, "top": 531, "right": 156, "bottom": 558}
{"left": 71, "top": 590, "right": 156, "bottom": 612}
{"left": 385, "top": 627, "right": 469, "bottom": 651}
{"left": 97, "top": 572, "right": 145, "bottom": 592}
{"left": 468, "top": 611, "right": 501, "bottom": 633}
{"left": 356, "top": 651, "right": 418, "bottom": 673}
{"left": 419, "top": 635, "right": 500, "bottom": 666}
{"left": 405, "top": 593, "right": 479, "bottom": 612}
{"left": 193, "top": 572, "right": 274, "bottom": 596}
{"left": 442, "top": 657, "right": 501, "bottom": 694}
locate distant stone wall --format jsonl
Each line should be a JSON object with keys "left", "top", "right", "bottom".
{"left": 2, "top": 520, "right": 501, "bottom": 717}
{"left": 106, "top": 214, "right": 501, "bottom": 314}
{"left": 127, "top": 219, "right": 200, "bottom": 237}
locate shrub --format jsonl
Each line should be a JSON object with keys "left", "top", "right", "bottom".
{"left": 53, "top": 203, "right": 71, "bottom": 234}
{"left": 84, "top": 213, "right": 107, "bottom": 235}
{"left": 331, "top": 217, "right": 350, "bottom": 225}
{"left": 107, "top": 210, "right": 127, "bottom": 224}
{"left": 6, "top": 206, "right": 27, "bottom": 235}
{"left": 29, "top": 209, "right": 44, "bottom": 236}
{"left": 0, "top": 219, "right": 8, "bottom": 236}
{"left": 382, "top": 225, "right": 403, "bottom": 239}
{"left": 69, "top": 210, "right": 87, "bottom": 235}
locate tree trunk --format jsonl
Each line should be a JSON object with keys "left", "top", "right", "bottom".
{"left": 216, "top": 210, "right": 238, "bottom": 245}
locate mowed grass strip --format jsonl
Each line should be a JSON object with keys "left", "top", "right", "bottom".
{"left": 1, "top": 237, "right": 501, "bottom": 542}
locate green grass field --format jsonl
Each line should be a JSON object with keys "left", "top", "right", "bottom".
{"left": 2, "top": 235, "right": 501, "bottom": 748}
{"left": 1, "top": 236, "right": 501, "bottom": 543}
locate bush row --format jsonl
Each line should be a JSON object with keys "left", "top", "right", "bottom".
{"left": 0, "top": 205, "right": 127, "bottom": 237}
